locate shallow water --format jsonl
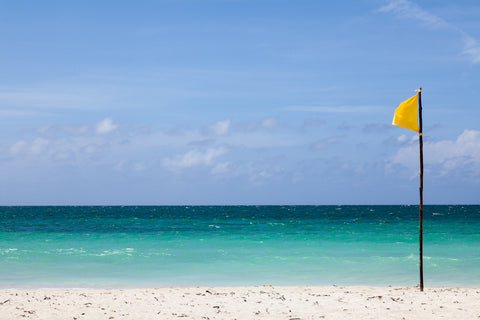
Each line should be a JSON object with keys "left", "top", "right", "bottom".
{"left": 1, "top": 205, "right": 479, "bottom": 288}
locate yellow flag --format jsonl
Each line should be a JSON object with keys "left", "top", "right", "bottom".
{"left": 392, "top": 94, "right": 419, "bottom": 132}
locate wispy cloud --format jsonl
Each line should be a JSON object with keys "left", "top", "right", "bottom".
{"left": 232, "top": 117, "right": 280, "bottom": 133}
{"left": 379, "top": 0, "right": 448, "bottom": 28}
{"left": 210, "top": 161, "right": 232, "bottom": 175}
{"left": 8, "top": 135, "right": 107, "bottom": 161}
{"left": 9, "top": 140, "right": 29, "bottom": 155}
{"left": 379, "top": 0, "right": 480, "bottom": 63}
{"left": 95, "top": 118, "right": 118, "bottom": 135}
{"left": 4, "top": 115, "right": 299, "bottom": 172}
{"left": 205, "top": 119, "right": 231, "bottom": 136}
{"left": 260, "top": 117, "right": 278, "bottom": 129}
{"left": 312, "top": 136, "right": 344, "bottom": 150}
{"left": 246, "top": 161, "right": 286, "bottom": 186}
{"left": 463, "top": 36, "right": 480, "bottom": 63}
{"left": 162, "top": 148, "right": 227, "bottom": 171}
{"left": 7, "top": 118, "right": 120, "bottom": 162}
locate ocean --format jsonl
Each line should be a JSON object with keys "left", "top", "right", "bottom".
{"left": 0, "top": 205, "right": 479, "bottom": 288}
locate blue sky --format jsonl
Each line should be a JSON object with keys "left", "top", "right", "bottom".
{"left": 1, "top": 0, "right": 479, "bottom": 205}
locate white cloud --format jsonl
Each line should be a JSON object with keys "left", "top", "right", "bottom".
{"left": 397, "top": 134, "right": 407, "bottom": 143}
{"left": 7, "top": 119, "right": 118, "bottom": 161}
{"left": 6, "top": 118, "right": 123, "bottom": 164}
{"left": 390, "top": 130, "right": 480, "bottom": 176}
{"left": 133, "top": 162, "right": 146, "bottom": 172}
{"left": 95, "top": 118, "right": 118, "bottom": 135}
{"left": 113, "top": 161, "right": 126, "bottom": 172}
{"left": 81, "top": 143, "right": 101, "bottom": 154}
{"left": 9, "top": 140, "right": 28, "bottom": 155}
{"left": 261, "top": 117, "right": 278, "bottom": 129}
{"left": 379, "top": 0, "right": 480, "bottom": 63}
{"left": 9, "top": 139, "right": 51, "bottom": 156}
{"left": 36, "top": 126, "right": 52, "bottom": 135}
{"left": 207, "top": 119, "right": 231, "bottom": 136}
{"left": 8, "top": 136, "right": 106, "bottom": 161}
{"left": 162, "top": 148, "right": 227, "bottom": 170}
{"left": 31, "top": 138, "right": 50, "bottom": 155}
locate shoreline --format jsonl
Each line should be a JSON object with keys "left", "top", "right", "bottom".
{"left": 1, "top": 286, "right": 479, "bottom": 319}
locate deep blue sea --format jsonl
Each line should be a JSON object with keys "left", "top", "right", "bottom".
{"left": 0, "top": 206, "right": 479, "bottom": 288}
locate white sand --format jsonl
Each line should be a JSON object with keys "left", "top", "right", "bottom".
{"left": 0, "top": 286, "right": 479, "bottom": 319}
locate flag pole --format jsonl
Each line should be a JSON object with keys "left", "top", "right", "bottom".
{"left": 418, "top": 87, "right": 424, "bottom": 292}
{"left": 392, "top": 88, "right": 424, "bottom": 291}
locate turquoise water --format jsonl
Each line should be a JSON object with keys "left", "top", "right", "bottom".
{"left": 0, "top": 206, "right": 479, "bottom": 288}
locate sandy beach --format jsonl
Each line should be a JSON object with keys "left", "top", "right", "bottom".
{"left": 0, "top": 286, "right": 479, "bottom": 320}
